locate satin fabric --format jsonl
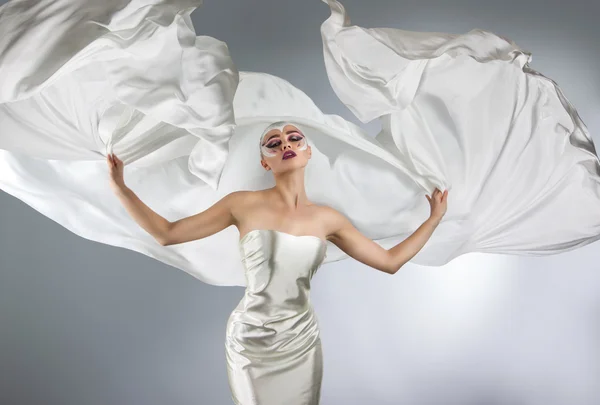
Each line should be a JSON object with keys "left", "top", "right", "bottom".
{"left": 0, "top": 0, "right": 599, "bottom": 287}
{"left": 226, "top": 229, "right": 327, "bottom": 405}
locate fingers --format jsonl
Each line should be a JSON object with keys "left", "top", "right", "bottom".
{"left": 106, "top": 153, "right": 122, "bottom": 167}
{"left": 429, "top": 188, "right": 449, "bottom": 203}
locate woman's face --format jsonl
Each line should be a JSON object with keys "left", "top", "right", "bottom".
{"left": 260, "top": 124, "right": 311, "bottom": 173}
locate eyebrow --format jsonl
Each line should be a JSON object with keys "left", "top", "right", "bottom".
{"left": 262, "top": 130, "right": 303, "bottom": 144}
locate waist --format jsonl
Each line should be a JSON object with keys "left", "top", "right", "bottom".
{"left": 229, "top": 298, "right": 316, "bottom": 328}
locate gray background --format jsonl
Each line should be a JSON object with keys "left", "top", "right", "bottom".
{"left": 1, "top": 0, "right": 599, "bottom": 404}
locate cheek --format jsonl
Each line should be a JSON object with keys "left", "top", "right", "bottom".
{"left": 296, "top": 139, "right": 308, "bottom": 151}
{"left": 261, "top": 146, "right": 278, "bottom": 157}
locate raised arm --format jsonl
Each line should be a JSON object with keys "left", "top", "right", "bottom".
{"left": 327, "top": 188, "right": 448, "bottom": 275}
{"left": 161, "top": 192, "right": 239, "bottom": 246}
{"left": 107, "top": 153, "right": 239, "bottom": 246}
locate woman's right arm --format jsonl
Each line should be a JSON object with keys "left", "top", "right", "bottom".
{"left": 107, "top": 153, "right": 239, "bottom": 246}
{"left": 161, "top": 191, "right": 240, "bottom": 246}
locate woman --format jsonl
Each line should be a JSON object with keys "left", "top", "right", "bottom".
{"left": 107, "top": 121, "right": 448, "bottom": 405}
{"left": 1, "top": 0, "right": 598, "bottom": 402}
{"left": 2, "top": 0, "right": 598, "bottom": 287}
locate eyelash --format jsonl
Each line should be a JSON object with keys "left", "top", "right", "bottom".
{"left": 266, "top": 136, "right": 303, "bottom": 148}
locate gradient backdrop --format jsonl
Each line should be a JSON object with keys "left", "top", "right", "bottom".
{"left": 1, "top": 0, "right": 599, "bottom": 404}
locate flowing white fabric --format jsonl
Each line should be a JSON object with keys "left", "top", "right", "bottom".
{"left": 1, "top": 0, "right": 599, "bottom": 287}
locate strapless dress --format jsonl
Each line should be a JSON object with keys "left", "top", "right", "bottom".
{"left": 225, "top": 229, "right": 328, "bottom": 405}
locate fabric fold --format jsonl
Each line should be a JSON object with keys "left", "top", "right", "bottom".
{"left": 0, "top": 0, "right": 238, "bottom": 189}
{"left": 319, "top": 0, "right": 600, "bottom": 261}
{"left": 0, "top": 0, "right": 599, "bottom": 287}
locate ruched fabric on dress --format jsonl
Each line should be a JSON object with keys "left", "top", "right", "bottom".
{"left": 226, "top": 229, "right": 327, "bottom": 405}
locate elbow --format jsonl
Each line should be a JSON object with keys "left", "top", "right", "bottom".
{"left": 156, "top": 229, "right": 172, "bottom": 246}
{"left": 157, "top": 223, "right": 173, "bottom": 246}
{"left": 384, "top": 252, "right": 403, "bottom": 275}
{"left": 157, "top": 236, "right": 170, "bottom": 246}
{"left": 386, "top": 262, "right": 403, "bottom": 275}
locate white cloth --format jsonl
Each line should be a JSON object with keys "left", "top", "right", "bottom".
{"left": 1, "top": 0, "right": 599, "bottom": 286}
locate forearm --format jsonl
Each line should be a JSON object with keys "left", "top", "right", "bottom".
{"left": 388, "top": 216, "right": 441, "bottom": 274}
{"left": 113, "top": 186, "right": 171, "bottom": 244}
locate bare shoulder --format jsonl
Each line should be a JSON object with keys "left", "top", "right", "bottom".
{"left": 223, "top": 189, "right": 263, "bottom": 207}
{"left": 225, "top": 189, "right": 270, "bottom": 224}
{"left": 312, "top": 204, "right": 350, "bottom": 240}
{"left": 314, "top": 204, "right": 344, "bottom": 222}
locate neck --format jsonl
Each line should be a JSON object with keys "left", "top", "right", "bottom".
{"left": 270, "top": 168, "right": 309, "bottom": 210}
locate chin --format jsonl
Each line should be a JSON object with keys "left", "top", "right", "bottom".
{"left": 277, "top": 159, "right": 307, "bottom": 172}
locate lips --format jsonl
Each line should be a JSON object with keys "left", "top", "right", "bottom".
{"left": 282, "top": 151, "right": 296, "bottom": 160}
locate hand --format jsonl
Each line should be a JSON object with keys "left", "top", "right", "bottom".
{"left": 107, "top": 153, "right": 126, "bottom": 193}
{"left": 426, "top": 187, "right": 448, "bottom": 221}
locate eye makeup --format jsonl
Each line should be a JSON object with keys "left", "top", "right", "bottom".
{"left": 264, "top": 133, "right": 305, "bottom": 148}
{"left": 260, "top": 126, "right": 308, "bottom": 158}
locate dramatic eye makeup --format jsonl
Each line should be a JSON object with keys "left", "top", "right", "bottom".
{"left": 262, "top": 130, "right": 305, "bottom": 148}
{"left": 265, "top": 134, "right": 304, "bottom": 148}
{"left": 260, "top": 125, "right": 308, "bottom": 158}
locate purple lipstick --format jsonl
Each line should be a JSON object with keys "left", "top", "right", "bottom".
{"left": 282, "top": 151, "right": 296, "bottom": 160}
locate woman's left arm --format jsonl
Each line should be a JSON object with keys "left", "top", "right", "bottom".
{"left": 326, "top": 188, "right": 448, "bottom": 275}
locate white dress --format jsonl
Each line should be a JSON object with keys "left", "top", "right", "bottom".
{"left": 226, "top": 229, "right": 327, "bottom": 405}
{"left": 1, "top": 1, "right": 599, "bottom": 404}
{"left": 0, "top": 0, "right": 599, "bottom": 287}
